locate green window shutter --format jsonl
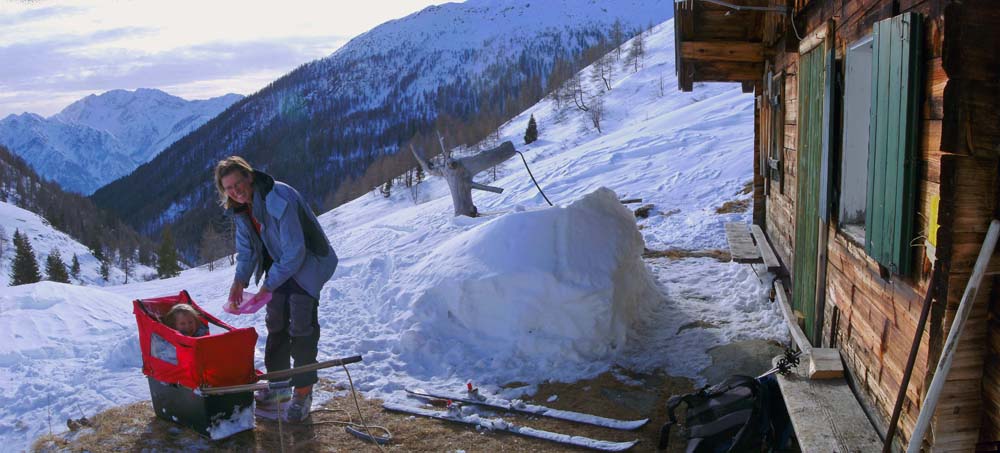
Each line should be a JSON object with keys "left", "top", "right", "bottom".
{"left": 865, "top": 12, "right": 923, "bottom": 275}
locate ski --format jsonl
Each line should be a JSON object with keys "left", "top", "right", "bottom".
{"left": 405, "top": 387, "right": 648, "bottom": 430}
{"left": 383, "top": 402, "right": 637, "bottom": 452}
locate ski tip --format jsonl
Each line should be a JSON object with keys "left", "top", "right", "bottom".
{"left": 619, "top": 418, "right": 649, "bottom": 430}
{"left": 345, "top": 425, "right": 393, "bottom": 445}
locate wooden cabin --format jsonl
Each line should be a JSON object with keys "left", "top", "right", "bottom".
{"left": 673, "top": 0, "right": 999, "bottom": 450}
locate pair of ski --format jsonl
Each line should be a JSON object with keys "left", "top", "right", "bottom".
{"left": 384, "top": 387, "right": 648, "bottom": 451}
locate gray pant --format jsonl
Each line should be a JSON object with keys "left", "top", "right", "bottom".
{"left": 264, "top": 278, "right": 319, "bottom": 388}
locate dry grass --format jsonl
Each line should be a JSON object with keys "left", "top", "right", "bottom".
{"left": 714, "top": 199, "right": 750, "bottom": 214}
{"left": 33, "top": 372, "right": 696, "bottom": 452}
{"left": 739, "top": 180, "right": 754, "bottom": 195}
{"left": 642, "top": 248, "right": 731, "bottom": 262}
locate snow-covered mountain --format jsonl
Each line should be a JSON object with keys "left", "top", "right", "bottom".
{"left": 0, "top": 89, "right": 243, "bottom": 194}
{"left": 2, "top": 20, "right": 787, "bottom": 451}
{"left": 0, "top": 201, "right": 155, "bottom": 287}
{"left": 92, "top": 0, "right": 672, "bottom": 245}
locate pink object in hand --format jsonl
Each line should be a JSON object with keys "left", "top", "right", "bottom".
{"left": 223, "top": 290, "right": 272, "bottom": 315}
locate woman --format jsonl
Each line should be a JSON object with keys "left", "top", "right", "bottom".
{"left": 215, "top": 156, "right": 338, "bottom": 422}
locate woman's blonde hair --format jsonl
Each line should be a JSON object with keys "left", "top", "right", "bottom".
{"left": 214, "top": 156, "right": 254, "bottom": 209}
{"left": 163, "top": 303, "right": 203, "bottom": 330}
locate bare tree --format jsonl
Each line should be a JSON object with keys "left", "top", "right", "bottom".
{"left": 626, "top": 30, "right": 646, "bottom": 73}
{"left": 411, "top": 133, "right": 517, "bottom": 217}
{"left": 611, "top": 19, "right": 624, "bottom": 60}
{"left": 199, "top": 225, "right": 224, "bottom": 272}
{"left": 568, "top": 73, "right": 589, "bottom": 112}
{"left": 589, "top": 92, "right": 606, "bottom": 133}
{"left": 591, "top": 53, "right": 615, "bottom": 91}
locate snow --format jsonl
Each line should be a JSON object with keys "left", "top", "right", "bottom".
{"left": 0, "top": 201, "right": 156, "bottom": 287}
{"left": 0, "top": 19, "right": 787, "bottom": 451}
{"left": 205, "top": 405, "right": 254, "bottom": 440}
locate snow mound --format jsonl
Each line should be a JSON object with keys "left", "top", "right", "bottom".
{"left": 0, "top": 282, "right": 135, "bottom": 367}
{"left": 403, "top": 188, "right": 659, "bottom": 363}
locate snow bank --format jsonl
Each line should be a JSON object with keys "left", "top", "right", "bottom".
{"left": 0, "top": 282, "right": 135, "bottom": 367}
{"left": 0, "top": 282, "right": 143, "bottom": 448}
{"left": 402, "top": 188, "right": 658, "bottom": 364}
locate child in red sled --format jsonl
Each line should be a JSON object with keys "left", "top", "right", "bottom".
{"left": 164, "top": 304, "right": 209, "bottom": 337}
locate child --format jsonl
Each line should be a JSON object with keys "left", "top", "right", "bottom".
{"left": 164, "top": 304, "right": 209, "bottom": 337}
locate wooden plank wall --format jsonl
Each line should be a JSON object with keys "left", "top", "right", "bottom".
{"left": 932, "top": 2, "right": 1000, "bottom": 449}
{"left": 755, "top": 0, "right": 1000, "bottom": 450}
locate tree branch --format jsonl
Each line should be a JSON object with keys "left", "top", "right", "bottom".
{"left": 410, "top": 145, "right": 442, "bottom": 177}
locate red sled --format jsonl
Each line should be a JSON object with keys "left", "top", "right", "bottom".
{"left": 133, "top": 290, "right": 258, "bottom": 439}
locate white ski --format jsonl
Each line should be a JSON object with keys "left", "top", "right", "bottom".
{"left": 406, "top": 387, "right": 648, "bottom": 430}
{"left": 383, "top": 402, "right": 637, "bottom": 452}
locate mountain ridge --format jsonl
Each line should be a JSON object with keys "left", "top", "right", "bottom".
{"left": 0, "top": 89, "right": 244, "bottom": 194}
{"left": 91, "top": 0, "right": 672, "bottom": 259}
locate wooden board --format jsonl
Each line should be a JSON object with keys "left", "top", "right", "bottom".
{"left": 775, "top": 280, "right": 812, "bottom": 355}
{"left": 679, "top": 41, "right": 764, "bottom": 62}
{"left": 751, "top": 224, "right": 782, "bottom": 271}
{"left": 808, "top": 347, "right": 845, "bottom": 379}
{"left": 773, "top": 355, "right": 882, "bottom": 452}
{"left": 792, "top": 38, "right": 826, "bottom": 341}
{"left": 726, "top": 222, "right": 760, "bottom": 262}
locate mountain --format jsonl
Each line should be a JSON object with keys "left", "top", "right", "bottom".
{"left": 91, "top": 0, "right": 672, "bottom": 257}
{"left": 0, "top": 145, "right": 159, "bottom": 277}
{"left": 0, "top": 89, "right": 243, "bottom": 194}
{"left": 1, "top": 20, "right": 787, "bottom": 451}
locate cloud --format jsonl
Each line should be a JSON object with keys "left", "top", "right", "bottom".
{"left": 0, "top": 34, "right": 347, "bottom": 116}
{"left": 0, "top": 4, "right": 85, "bottom": 28}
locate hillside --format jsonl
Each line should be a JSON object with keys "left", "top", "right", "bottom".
{"left": 90, "top": 0, "right": 673, "bottom": 258}
{"left": 6, "top": 20, "right": 786, "bottom": 451}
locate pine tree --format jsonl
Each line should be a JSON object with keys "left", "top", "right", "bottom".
{"left": 70, "top": 253, "right": 81, "bottom": 279}
{"left": 9, "top": 229, "right": 42, "bottom": 285}
{"left": 99, "top": 258, "right": 110, "bottom": 282}
{"left": 45, "top": 249, "right": 70, "bottom": 283}
{"left": 156, "top": 227, "right": 181, "bottom": 278}
{"left": 524, "top": 114, "right": 538, "bottom": 144}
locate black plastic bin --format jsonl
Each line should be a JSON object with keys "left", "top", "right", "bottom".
{"left": 148, "top": 377, "right": 254, "bottom": 439}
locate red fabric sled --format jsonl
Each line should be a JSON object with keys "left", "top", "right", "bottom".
{"left": 134, "top": 290, "right": 258, "bottom": 389}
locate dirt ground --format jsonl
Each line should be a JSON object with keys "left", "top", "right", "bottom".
{"left": 33, "top": 369, "right": 696, "bottom": 452}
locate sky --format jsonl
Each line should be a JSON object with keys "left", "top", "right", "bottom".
{"left": 0, "top": 0, "right": 457, "bottom": 118}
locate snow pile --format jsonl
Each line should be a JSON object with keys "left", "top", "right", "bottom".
{"left": 0, "top": 282, "right": 145, "bottom": 445}
{"left": 403, "top": 188, "right": 658, "bottom": 364}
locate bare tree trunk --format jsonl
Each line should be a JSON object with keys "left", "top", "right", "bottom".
{"left": 412, "top": 139, "right": 517, "bottom": 217}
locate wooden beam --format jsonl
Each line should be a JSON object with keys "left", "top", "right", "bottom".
{"left": 776, "top": 280, "right": 813, "bottom": 354}
{"left": 691, "top": 61, "right": 764, "bottom": 82}
{"left": 680, "top": 41, "right": 764, "bottom": 62}
{"left": 799, "top": 20, "right": 831, "bottom": 54}
{"left": 751, "top": 224, "right": 782, "bottom": 272}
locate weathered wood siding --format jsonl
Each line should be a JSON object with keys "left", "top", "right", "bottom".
{"left": 760, "top": 0, "right": 998, "bottom": 450}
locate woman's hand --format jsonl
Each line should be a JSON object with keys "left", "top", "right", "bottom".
{"left": 228, "top": 280, "right": 245, "bottom": 310}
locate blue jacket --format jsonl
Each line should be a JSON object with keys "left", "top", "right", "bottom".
{"left": 231, "top": 171, "right": 338, "bottom": 299}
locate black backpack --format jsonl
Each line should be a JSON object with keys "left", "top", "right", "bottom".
{"left": 657, "top": 375, "right": 792, "bottom": 452}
